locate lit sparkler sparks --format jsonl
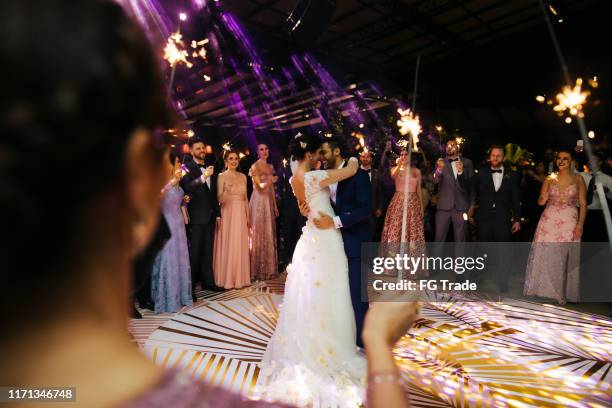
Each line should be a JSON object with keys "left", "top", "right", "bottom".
{"left": 164, "top": 32, "right": 192, "bottom": 68}
{"left": 553, "top": 78, "right": 589, "bottom": 117}
{"left": 191, "top": 38, "right": 209, "bottom": 61}
{"left": 537, "top": 78, "right": 594, "bottom": 122}
{"left": 397, "top": 108, "right": 421, "bottom": 152}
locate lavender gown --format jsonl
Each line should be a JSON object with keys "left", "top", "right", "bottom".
{"left": 151, "top": 183, "right": 193, "bottom": 313}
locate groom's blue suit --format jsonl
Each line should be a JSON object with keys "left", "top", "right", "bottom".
{"left": 334, "top": 165, "right": 372, "bottom": 348}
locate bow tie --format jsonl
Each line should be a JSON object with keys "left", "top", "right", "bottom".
{"left": 491, "top": 169, "right": 502, "bottom": 173}
{"left": 197, "top": 163, "right": 206, "bottom": 167}
{"left": 363, "top": 169, "right": 371, "bottom": 173}
{"left": 449, "top": 158, "right": 460, "bottom": 162}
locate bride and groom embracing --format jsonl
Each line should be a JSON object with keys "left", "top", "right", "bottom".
{"left": 255, "top": 133, "right": 372, "bottom": 407}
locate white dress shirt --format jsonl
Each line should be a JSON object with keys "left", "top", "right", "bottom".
{"left": 581, "top": 170, "right": 612, "bottom": 210}
{"left": 330, "top": 160, "right": 346, "bottom": 229}
{"left": 491, "top": 166, "right": 504, "bottom": 192}
{"left": 198, "top": 164, "right": 211, "bottom": 188}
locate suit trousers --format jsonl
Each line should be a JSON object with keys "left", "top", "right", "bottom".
{"left": 435, "top": 209, "right": 468, "bottom": 242}
{"left": 189, "top": 223, "right": 216, "bottom": 289}
{"left": 348, "top": 256, "right": 368, "bottom": 348}
{"left": 477, "top": 214, "right": 512, "bottom": 291}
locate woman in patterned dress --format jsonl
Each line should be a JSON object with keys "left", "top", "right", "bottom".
{"left": 524, "top": 149, "right": 587, "bottom": 304}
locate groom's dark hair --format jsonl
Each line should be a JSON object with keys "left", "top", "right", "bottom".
{"left": 324, "top": 136, "right": 351, "bottom": 158}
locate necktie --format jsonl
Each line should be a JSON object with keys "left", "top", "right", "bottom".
{"left": 449, "top": 158, "right": 459, "bottom": 162}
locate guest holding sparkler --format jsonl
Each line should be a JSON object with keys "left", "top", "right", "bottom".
{"left": 380, "top": 148, "right": 426, "bottom": 276}
{"left": 214, "top": 150, "right": 251, "bottom": 289}
{"left": 151, "top": 154, "right": 193, "bottom": 313}
{"left": 433, "top": 139, "right": 475, "bottom": 242}
{"left": 524, "top": 148, "right": 587, "bottom": 304}
{"left": 249, "top": 143, "right": 279, "bottom": 281}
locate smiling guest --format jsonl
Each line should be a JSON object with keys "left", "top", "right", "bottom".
{"left": 473, "top": 145, "right": 521, "bottom": 291}
{"left": 214, "top": 150, "right": 251, "bottom": 289}
{"left": 524, "top": 148, "right": 587, "bottom": 304}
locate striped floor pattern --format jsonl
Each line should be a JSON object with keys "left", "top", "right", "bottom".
{"left": 129, "top": 275, "right": 612, "bottom": 407}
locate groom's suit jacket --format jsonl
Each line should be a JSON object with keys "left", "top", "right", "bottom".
{"left": 335, "top": 166, "right": 372, "bottom": 258}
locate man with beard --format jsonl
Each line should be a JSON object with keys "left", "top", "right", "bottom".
{"left": 181, "top": 138, "right": 222, "bottom": 295}
{"left": 433, "top": 139, "right": 475, "bottom": 242}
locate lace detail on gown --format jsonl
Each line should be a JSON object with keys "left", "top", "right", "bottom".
{"left": 254, "top": 170, "right": 366, "bottom": 407}
{"left": 523, "top": 182, "right": 580, "bottom": 304}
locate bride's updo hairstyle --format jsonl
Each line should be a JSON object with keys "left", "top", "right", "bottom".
{"left": 288, "top": 132, "right": 323, "bottom": 160}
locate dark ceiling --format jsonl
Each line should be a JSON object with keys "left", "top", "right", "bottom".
{"left": 170, "top": 0, "right": 610, "bottom": 157}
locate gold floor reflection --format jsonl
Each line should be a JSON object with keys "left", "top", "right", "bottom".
{"left": 131, "top": 274, "right": 612, "bottom": 407}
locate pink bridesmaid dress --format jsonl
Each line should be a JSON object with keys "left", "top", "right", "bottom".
{"left": 524, "top": 180, "right": 580, "bottom": 304}
{"left": 213, "top": 172, "right": 251, "bottom": 289}
{"left": 249, "top": 162, "right": 279, "bottom": 281}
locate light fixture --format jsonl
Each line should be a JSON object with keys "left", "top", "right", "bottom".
{"left": 179, "top": 12, "right": 187, "bottom": 21}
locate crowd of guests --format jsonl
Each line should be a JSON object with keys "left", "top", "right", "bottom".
{"left": 144, "top": 129, "right": 611, "bottom": 313}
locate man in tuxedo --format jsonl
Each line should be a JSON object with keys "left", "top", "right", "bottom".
{"left": 359, "top": 149, "right": 382, "bottom": 240}
{"left": 181, "top": 138, "right": 221, "bottom": 295}
{"left": 433, "top": 139, "right": 475, "bottom": 242}
{"left": 580, "top": 152, "right": 612, "bottom": 242}
{"left": 305, "top": 136, "right": 372, "bottom": 348}
{"left": 474, "top": 146, "right": 521, "bottom": 291}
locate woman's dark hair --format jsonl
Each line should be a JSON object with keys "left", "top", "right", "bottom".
{"left": 169, "top": 151, "right": 182, "bottom": 165}
{"left": 288, "top": 133, "right": 323, "bottom": 160}
{"left": 1, "top": 0, "right": 173, "bottom": 314}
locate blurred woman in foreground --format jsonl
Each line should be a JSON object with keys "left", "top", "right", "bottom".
{"left": 0, "top": 1, "right": 417, "bottom": 407}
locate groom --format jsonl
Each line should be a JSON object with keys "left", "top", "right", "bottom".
{"left": 303, "top": 136, "right": 372, "bottom": 347}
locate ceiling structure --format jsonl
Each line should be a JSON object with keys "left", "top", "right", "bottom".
{"left": 170, "top": 0, "right": 609, "bottom": 156}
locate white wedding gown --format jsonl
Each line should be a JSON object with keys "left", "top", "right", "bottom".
{"left": 254, "top": 170, "right": 366, "bottom": 407}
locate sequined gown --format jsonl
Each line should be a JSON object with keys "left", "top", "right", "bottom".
{"left": 151, "top": 183, "right": 193, "bottom": 313}
{"left": 254, "top": 170, "right": 366, "bottom": 407}
{"left": 523, "top": 181, "right": 580, "bottom": 304}
{"left": 249, "top": 162, "right": 279, "bottom": 281}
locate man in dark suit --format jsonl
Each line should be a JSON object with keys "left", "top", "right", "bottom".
{"left": 181, "top": 138, "right": 221, "bottom": 294}
{"left": 433, "top": 139, "right": 475, "bottom": 242}
{"left": 359, "top": 149, "right": 382, "bottom": 240}
{"left": 474, "top": 145, "right": 521, "bottom": 291}
{"left": 313, "top": 136, "right": 372, "bottom": 348}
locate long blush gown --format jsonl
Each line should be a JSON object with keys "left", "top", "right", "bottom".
{"left": 249, "top": 162, "right": 279, "bottom": 281}
{"left": 523, "top": 181, "right": 580, "bottom": 304}
{"left": 213, "top": 173, "right": 251, "bottom": 289}
{"left": 380, "top": 168, "right": 426, "bottom": 277}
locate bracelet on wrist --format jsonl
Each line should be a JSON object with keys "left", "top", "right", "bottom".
{"left": 367, "top": 370, "right": 404, "bottom": 387}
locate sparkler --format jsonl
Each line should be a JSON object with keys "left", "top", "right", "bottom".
{"left": 537, "top": 77, "right": 593, "bottom": 123}
{"left": 164, "top": 32, "right": 192, "bottom": 68}
{"left": 397, "top": 108, "right": 421, "bottom": 152}
{"left": 191, "top": 38, "right": 209, "bottom": 61}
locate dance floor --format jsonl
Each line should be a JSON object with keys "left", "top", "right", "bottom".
{"left": 129, "top": 275, "right": 612, "bottom": 407}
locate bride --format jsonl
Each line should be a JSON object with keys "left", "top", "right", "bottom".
{"left": 254, "top": 133, "right": 366, "bottom": 407}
